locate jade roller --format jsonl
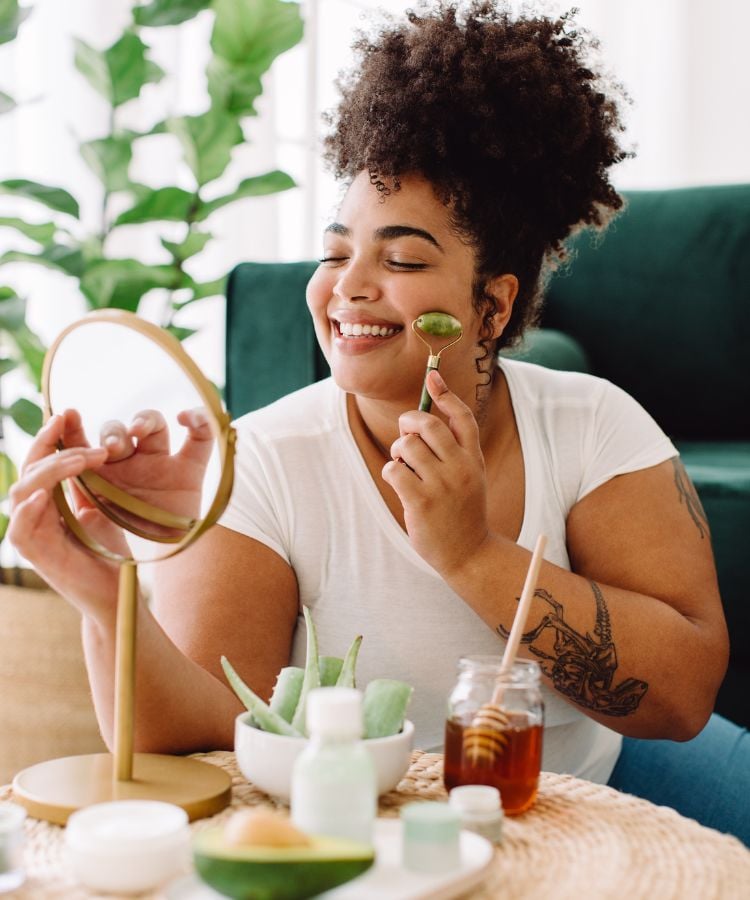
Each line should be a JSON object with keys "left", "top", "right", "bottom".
{"left": 412, "top": 312, "right": 463, "bottom": 412}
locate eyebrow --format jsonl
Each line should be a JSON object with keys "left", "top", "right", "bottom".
{"left": 325, "top": 222, "right": 444, "bottom": 252}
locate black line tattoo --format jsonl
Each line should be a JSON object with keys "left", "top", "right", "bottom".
{"left": 496, "top": 582, "right": 648, "bottom": 716}
{"left": 672, "top": 458, "right": 709, "bottom": 539}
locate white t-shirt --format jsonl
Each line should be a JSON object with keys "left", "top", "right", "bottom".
{"left": 219, "top": 358, "right": 677, "bottom": 783}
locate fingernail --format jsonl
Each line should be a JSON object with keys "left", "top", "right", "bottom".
{"left": 132, "top": 417, "right": 146, "bottom": 430}
{"left": 104, "top": 435, "right": 119, "bottom": 448}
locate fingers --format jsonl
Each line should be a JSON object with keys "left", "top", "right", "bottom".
{"left": 78, "top": 507, "right": 131, "bottom": 556}
{"left": 100, "top": 410, "right": 170, "bottom": 460}
{"left": 176, "top": 406, "right": 215, "bottom": 466}
{"left": 423, "top": 369, "right": 482, "bottom": 454}
{"left": 10, "top": 446, "right": 108, "bottom": 510}
{"left": 100, "top": 420, "right": 135, "bottom": 461}
{"left": 6, "top": 487, "right": 49, "bottom": 549}
{"left": 61, "top": 408, "right": 92, "bottom": 450}
{"left": 23, "top": 414, "right": 66, "bottom": 470}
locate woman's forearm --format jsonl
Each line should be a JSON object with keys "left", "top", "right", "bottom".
{"left": 81, "top": 599, "right": 243, "bottom": 754}
{"left": 444, "top": 533, "right": 727, "bottom": 740}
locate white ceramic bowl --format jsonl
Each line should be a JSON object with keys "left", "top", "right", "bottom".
{"left": 235, "top": 713, "right": 415, "bottom": 802}
{"left": 65, "top": 800, "right": 189, "bottom": 895}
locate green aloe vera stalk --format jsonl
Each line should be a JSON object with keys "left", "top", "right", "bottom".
{"left": 363, "top": 678, "right": 413, "bottom": 739}
{"left": 221, "top": 656, "right": 302, "bottom": 737}
{"left": 291, "top": 606, "right": 321, "bottom": 735}
{"left": 319, "top": 656, "right": 344, "bottom": 687}
{"left": 335, "top": 635, "right": 363, "bottom": 689}
{"left": 269, "top": 666, "right": 304, "bottom": 722}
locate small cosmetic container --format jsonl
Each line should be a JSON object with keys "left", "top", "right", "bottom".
{"left": 449, "top": 785, "right": 504, "bottom": 845}
{"left": 65, "top": 800, "right": 189, "bottom": 895}
{"left": 400, "top": 801, "right": 461, "bottom": 874}
{"left": 0, "top": 803, "right": 27, "bottom": 893}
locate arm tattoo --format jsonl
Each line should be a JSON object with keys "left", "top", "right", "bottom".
{"left": 672, "top": 458, "right": 709, "bottom": 539}
{"left": 496, "top": 581, "right": 648, "bottom": 716}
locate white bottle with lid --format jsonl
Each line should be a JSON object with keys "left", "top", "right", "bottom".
{"left": 291, "top": 687, "right": 377, "bottom": 844}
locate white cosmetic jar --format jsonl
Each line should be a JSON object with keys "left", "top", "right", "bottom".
{"left": 65, "top": 800, "right": 189, "bottom": 894}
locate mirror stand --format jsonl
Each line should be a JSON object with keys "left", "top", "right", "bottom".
{"left": 12, "top": 558, "right": 232, "bottom": 826}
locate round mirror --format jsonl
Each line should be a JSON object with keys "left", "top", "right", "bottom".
{"left": 42, "top": 309, "right": 235, "bottom": 563}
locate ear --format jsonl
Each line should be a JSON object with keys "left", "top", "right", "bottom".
{"left": 485, "top": 274, "right": 519, "bottom": 339}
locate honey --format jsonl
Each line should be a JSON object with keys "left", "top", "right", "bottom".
{"left": 443, "top": 713, "right": 543, "bottom": 815}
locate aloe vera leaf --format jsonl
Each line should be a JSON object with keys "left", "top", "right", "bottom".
{"left": 291, "top": 605, "right": 321, "bottom": 735}
{"left": 319, "top": 656, "right": 344, "bottom": 687}
{"left": 363, "top": 678, "right": 413, "bottom": 739}
{"left": 335, "top": 634, "right": 363, "bottom": 688}
{"left": 269, "top": 666, "right": 304, "bottom": 722}
{"left": 221, "top": 656, "right": 302, "bottom": 737}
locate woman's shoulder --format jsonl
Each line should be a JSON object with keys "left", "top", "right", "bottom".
{"left": 231, "top": 378, "right": 340, "bottom": 440}
{"left": 498, "top": 356, "right": 612, "bottom": 408}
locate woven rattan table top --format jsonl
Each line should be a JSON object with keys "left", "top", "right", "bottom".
{"left": 3, "top": 750, "right": 749, "bottom": 899}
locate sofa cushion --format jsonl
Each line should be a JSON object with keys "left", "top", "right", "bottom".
{"left": 501, "top": 328, "right": 591, "bottom": 373}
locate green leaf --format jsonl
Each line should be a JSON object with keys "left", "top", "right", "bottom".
{"left": 79, "top": 258, "right": 179, "bottom": 310}
{"left": 0, "top": 216, "right": 56, "bottom": 244}
{"left": 211, "top": 0, "right": 303, "bottom": 76}
{"left": 5, "top": 397, "right": 42, "bottom": 436}
{"left": 195, "top": 169, "right": 295, "bottom": 220}
{"left": 0, "top": 90, "right": 16, "bottom": 114}
{"left": 161, "top": 229, "right": 211, "bottom": 262}
{"left": 80, "top": 134, "right": 134, "bottom": 192}
{"left": 11, "top": 325, "right": 45, "bottom": 388}
{"left": 175, "top": 274, "right": 225, "bottom": 306}
{"left": 0, "top": 179, "right": 80, "bottom": 217}
{"left": 113, "top": 186, "right": 195, "bottom": 226}
{"left": 0, "top": 287, "right": 25, "bottom": 331}
{"left": 0, "top": 245, "right": 84, "bottom": 278}
{"left": 167, "top": 109, "right": 243, "bottom": 187}
{"left": 166, "top": 324, "right": 197, "bottom": 342}
{"left": 133, "top": 0, "right": 213, "bottom": 27}
{"left": 0, "top": 358, "right": 17, "bottom": 377}
{"left": 0, "top": 511, "right": 9, "bottom": 542}
{"left": 74, "top": 32, "right": 163, "bottom": 108}
{"left": 0, "top": 0, "right": 32, "bottom": 45}
{"left": 207, "top": 56, "right": 263, "bottom": 117}
{"left": 0, "top": 451, "right": 17, "bottom": 497}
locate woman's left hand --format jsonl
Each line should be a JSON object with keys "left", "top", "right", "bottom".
{"left": 382, "top": 369, "right": 491, "bottom": 575}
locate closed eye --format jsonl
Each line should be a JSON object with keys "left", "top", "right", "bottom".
{"left": 319, "top": 256, "right": 348, "bottom": 265}
{"left": 387, "top": 261, "right": 428, "bottom": 270}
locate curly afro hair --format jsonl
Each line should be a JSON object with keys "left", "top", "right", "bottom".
{"left": 323, "top": 0, "right": 630, "bottom": 353}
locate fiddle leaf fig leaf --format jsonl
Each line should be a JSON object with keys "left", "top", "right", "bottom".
{"left": 211, "top": 0, "right": 303, "bottom": 77}
{"left": 207, "top": 56, "right": 262, "bottom": 117}
{"left": 0, "top": 358, "right": 17, "bottom": 377}
{"left": 0, "top": 245, "right": 84, "bottom": 278}
{"left": 11, "top": 324, "right": 45, "bottom": 388}
{"left": 5, "top": 397, "right": 42, "bottom": 436}
{"left": 0, "top": 287, "right": 25, "bottom": 331}
{"left": 175, "top": 274, "right": 225, "bottom": 306}
{"left": 80, "top": 258, "right": 179, "bottom": 310}
{"left": 0, "top": 512, "right": 9, "bottom": 541}
{"left": 161, "top": 229, "right": 212, "bottom": 262}
{"left": 74, "top": 32, "right": 163, "bottom": 108}
{"left": 80, "top": 134, "right": 134, "bottom": 192}
{"left": 0, "top": 180, "right": 79, "bottom": 218}
{"left": 0, "top": 451, "right": 17, "bottom": 497}
{"left": 133, "top": 0, "right": 213, "bottom": 27}
{"left": 195, "top": 169, "right": 295, "bottom": 220}
{"left": 113, "top": 187, "right": 195, "bottom": 226}
{"left": 0, "top": 216, "right": 55, "bottom": 244}
{"left": 0, "top": 90, "right": 16, "bottom": 114}
{"left": 167, "top": 109, "right": 243, "bottom": 187}
{"left": 0, "top": 0, "right": 32, "bottom": 45}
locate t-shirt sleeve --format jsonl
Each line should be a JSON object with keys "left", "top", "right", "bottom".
{"left": 217, "top": 426, "right": 291, "bottom": 565}
{"left": 577, "top": 379, "right": 678, "bottom": 502}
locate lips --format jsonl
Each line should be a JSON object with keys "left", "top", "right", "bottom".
{"left": 330, "top": 312, "right": 404, "bottom": 340}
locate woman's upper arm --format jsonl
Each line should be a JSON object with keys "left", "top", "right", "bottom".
{"left": 566, "top": 457, "right": 728, "bottom": 664}
{"left": 151, "top": 523, "right": 299, "bottom": 703}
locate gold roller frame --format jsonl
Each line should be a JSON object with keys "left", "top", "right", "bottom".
{"left": 13, "top": 309, "right": 236, "bottom": 824}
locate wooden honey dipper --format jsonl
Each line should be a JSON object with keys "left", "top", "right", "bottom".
{"left": 463, "top": 534, "right": 548, "bottom": 765}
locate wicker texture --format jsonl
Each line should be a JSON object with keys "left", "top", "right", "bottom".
{"left": 4, "top": 750, "right": 750, "bottom": 899}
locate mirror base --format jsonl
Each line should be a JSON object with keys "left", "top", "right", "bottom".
{"left": 12, "top": 752, "right": 232, "bottom": 825}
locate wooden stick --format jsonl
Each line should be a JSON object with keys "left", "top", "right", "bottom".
{"left": 492, "top": 534, "right": 547, "bottom": 703}
{"left": 113, "top": 560, "right": 138, "bottom": 782}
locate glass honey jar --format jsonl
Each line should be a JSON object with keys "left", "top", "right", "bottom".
{"left": 444, "top": 656, "right": 544, "bottom": 815}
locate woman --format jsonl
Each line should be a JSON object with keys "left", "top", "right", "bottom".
{"left": 8, "top": 1, "right": 747, "bottom": 842}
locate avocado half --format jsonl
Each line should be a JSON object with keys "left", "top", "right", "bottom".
{"left": 193, "top": 828, "right": 375, "bottom": 900}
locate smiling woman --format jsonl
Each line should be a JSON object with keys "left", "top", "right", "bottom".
{"left": 8, "top": 0, "right": 749, "bottom": 846}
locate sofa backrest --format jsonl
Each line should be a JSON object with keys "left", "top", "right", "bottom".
{"left": 543, "top": 185, "right": 750, "bottom": 440}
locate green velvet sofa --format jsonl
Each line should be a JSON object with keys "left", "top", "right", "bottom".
{"left": 224, "top": 184, "right": 750, "bottom": 729}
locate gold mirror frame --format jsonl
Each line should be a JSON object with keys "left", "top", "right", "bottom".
{"left": 13, "top": 310, "right": 236, "bottom": 824}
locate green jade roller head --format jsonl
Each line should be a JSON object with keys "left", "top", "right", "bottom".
{"left": 412, "top": 312, "right": 463, "bottom": 412}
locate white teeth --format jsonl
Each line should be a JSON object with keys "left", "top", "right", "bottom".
{"left": 337, "top": 321, "right": 399, "bottom": 338}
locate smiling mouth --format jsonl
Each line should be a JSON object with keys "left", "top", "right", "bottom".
{"left": 333, "top": 320, "right": 403, "bottom": 338}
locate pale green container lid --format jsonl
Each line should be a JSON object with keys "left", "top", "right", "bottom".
{"left": 400, "top": 802, "right": 460, "bottom": 842}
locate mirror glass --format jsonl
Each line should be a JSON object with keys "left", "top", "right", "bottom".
{"left": 46, "top": 318, "right": 227, "bottom": 563}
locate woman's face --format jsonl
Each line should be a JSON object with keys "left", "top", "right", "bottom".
{"left": 307, "top": 171, "right": 500, "bottom": 407}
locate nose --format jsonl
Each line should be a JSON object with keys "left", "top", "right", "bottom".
{"left": 332, "top": 257, "right": 381, "bottom": 303}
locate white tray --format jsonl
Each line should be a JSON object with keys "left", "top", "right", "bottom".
{"left": 165, "top": 817, "right": 494, "bottom": 900}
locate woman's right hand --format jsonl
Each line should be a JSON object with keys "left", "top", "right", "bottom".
{"left": 7, "top": 413, "right": 128, "bottom": 620}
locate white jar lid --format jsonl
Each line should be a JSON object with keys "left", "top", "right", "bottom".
{"left": 66, "top": 800, "right": 188, "bottom": 853}
{"left": 449, "top": 785, "right": 502, "bottom": 814}
{"left": 306, "top": 687, "right": 363, "bottom": 738}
